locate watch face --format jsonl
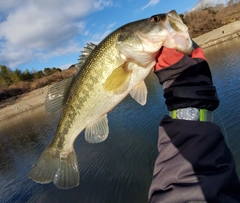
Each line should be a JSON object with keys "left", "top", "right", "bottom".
{"left": 176, "top": 108, "right": 199, "bottom": 120}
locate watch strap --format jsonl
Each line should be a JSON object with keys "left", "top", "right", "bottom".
{"left": 170, "top": 108, "right": 213, "bottom": 122}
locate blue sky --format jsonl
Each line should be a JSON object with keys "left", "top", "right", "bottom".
{"left": 0, "top": 0, "right": 228, "bottom": 71}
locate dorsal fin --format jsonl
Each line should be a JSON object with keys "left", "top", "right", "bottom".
{"left": 45, "top": 76, "right": 75, "bottom": 113}
{"left": 78, "top": 42, "right": 97, "bottom": 67}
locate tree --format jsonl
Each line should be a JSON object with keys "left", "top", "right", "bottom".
{"left": 10, "top": 69, "right": 22, "bottom": 83}
{"left": 43, "top": 67, "right": 52, "bottom": 76}
{"left": 0, "top": 74, "right": 7, "bottom": 88}
{"left": 43, "top": 67, "right": 61, "bottom": 76}
{"left": 0, "top": 65, "right": 12, "bottom": 87}
{"left": 33, "top": 70, "right": 44, "bottom": 79}
{"left": 22, "top": 69, "right": 33, "bottom": 81}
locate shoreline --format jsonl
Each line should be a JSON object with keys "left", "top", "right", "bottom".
{"left": 193, "top": 21, "right": 240, "bottom": 49}
{"left": 0, "top": 85, "right": 49, "bottom": 122}
{"left": 1, "top": 21, "right": 240, "bottom": 122}
{"left": 196, "top": 31, "right": 240, "bottom": 49}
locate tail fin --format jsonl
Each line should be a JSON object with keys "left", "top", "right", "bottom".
{"left": 29, "top": 145, "right": 79, "bottom": 189}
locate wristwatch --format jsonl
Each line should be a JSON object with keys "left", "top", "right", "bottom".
{"left": 170, "top": 107, "right": 213, "bottom": 122}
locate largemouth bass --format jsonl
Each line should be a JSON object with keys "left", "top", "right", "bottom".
{"left": 29, "top": 10, "right": 193, "bottom": 189}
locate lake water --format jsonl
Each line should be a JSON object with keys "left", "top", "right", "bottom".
{"left": 0, "top": 37, "right": 240, "bottom": 203}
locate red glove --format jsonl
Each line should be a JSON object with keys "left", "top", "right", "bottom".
{"left": 155, "top": 47, "right": 207, "bottom": 71}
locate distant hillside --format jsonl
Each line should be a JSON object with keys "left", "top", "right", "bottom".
{"left": 183, "top": 0, "right": 240, "bottom": 38}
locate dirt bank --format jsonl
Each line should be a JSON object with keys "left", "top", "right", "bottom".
{"left": 0, "top": 85, "right": 49, "bottom": 122}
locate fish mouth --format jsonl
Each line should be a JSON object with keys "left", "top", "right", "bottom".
{"left": 167, "top": 10, "right": 188, "bottom": 33}
{"left": 163, "top": 10, "right": 193, "bottom": 55}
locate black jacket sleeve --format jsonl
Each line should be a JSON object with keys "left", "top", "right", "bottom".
{"left": 155, "top": 56, "right": 219, "bottom": 111}
{"left": 148, "top": 116, "right": 240, "bottom": 203}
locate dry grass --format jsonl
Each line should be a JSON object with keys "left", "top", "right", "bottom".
{"left": 184, "top": 2, "right": 240, "bottom": 38}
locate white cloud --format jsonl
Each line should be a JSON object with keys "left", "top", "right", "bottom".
{"left": 107, "top": 22, "right": 116, "bottom": 30}
{"left": 140, "top": 0, "right": 160, "bottom": 11}
{"left": 82, "top": 22, "right": 116, "bottom": 46}
{"left": 0, "top": 0, "right": 113, "bottom": 68}
{"left": 36, "top": 40, "right": 81, "bottom": 61}
{"left": 193, "top": 0, "right": 228, "bottom": 10}
{"left": 90, "top": 30, "right": 112, "bottom": 44}
{"left": 0, "top": 0, "right": 24, "bottom": 13}
{"left": 0, "top": 44, "right": 34, "bottom": 68}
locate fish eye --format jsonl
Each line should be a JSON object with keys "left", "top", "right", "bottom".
{"left": 151, "top": 15, "right": 161, "bottom": 22}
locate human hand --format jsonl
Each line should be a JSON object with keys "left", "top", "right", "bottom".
{"left": 154, "top": 42, "right": 219, "bottom": 113}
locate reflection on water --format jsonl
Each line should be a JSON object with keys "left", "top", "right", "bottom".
{"left": 0, "top": 37, "right": 240, "bottom": 202}
{"left": 0, "top": 107, "right": 60, "bottom": 203}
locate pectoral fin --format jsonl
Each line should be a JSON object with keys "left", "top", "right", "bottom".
{"left": 45, "top": 76, "right": 74, "bottom": 113}
{"left": 130, "top": 81, "right": 148, "bottom": 106}
{"left": 103, "top": 62, "right": 132, "bottom": 94}
{"left": 85, "top": 115, "right": 109, "bottom": 143}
